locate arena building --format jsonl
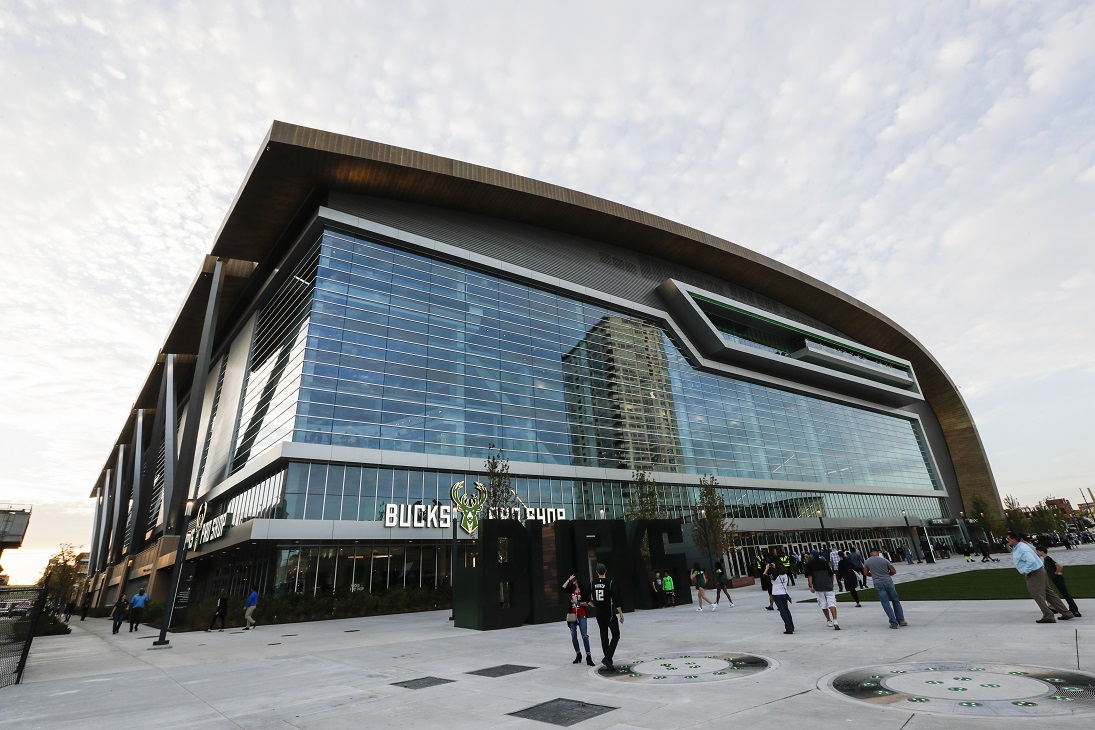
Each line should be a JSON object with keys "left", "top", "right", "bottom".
{"left": 85, "top": 122, "right": 1000, "bottom": 607}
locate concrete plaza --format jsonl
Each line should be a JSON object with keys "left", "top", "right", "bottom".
{"left": 3, "top": 547, "right": 1093, "bottom": 729}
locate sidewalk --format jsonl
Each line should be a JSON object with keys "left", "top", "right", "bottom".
{"left": 2, "top": 546, "right": 1092, "bottom": 729}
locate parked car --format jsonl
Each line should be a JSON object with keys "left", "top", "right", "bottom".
{"left": 8, "top": 601, "right": 33, "bottom": 617}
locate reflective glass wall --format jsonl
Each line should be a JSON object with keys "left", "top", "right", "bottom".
{"left": 292, "top": 230, "right": 940, "bottom": 491}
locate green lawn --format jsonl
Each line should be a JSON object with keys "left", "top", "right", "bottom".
{"left": 816, "top": 566, "right": 1095, "bottom": 603}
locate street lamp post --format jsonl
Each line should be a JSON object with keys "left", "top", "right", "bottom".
{"left": 816, "top": 509, "right": 829, "bottom": 549}
{"left": 450, "top": 496, "right": 458, "bottom": 622}
{"left": 979, "top": 512, "right": 992, "bottom": 544}
{"left": 152, "top": 498, "right": 194, "bottom": 648}
{"left": 901, "top": 510, "right": 922, "bottom": 563}
{"left": 699, "top": 508, "right": 717, "bottom": 582}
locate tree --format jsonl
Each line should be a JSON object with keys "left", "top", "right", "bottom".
{"left": 38, "top": 543, "right": 83, "bottom": 606}
{"left": 625, "top": 470, "right": 661, "bottom": 559}
{"left": 625, "top": 470, "right": 660, "bottom": 521}
{"left": 692, "top": 477, "right": 735, "bottom": 577}
{"left": 1002, "top": 494, "right": 1028, "bottom": 534}
{"left": 481, "top": 443, "right": 518, "bottom": 519}
{"left": 969, "top": 494, "right": 1005, "bottom": 540}
{"left": 1029, "top": 499, "right": 1067, "bottom": 534}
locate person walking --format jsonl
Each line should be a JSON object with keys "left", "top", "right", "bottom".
{"left": 903, "top": 544, "right": 914, "bottom": 565}
{"left": 128, "top": 588, "right": 149, "bottom": 632}
{"left": 110, "top": 594, "right": 128, "bottom": 635}
{"left": 837, "top": 551, "right": 863, "bottom": 607}
{"left": 848, "top": 548, "right": 867, "bottom": 589}
{"left": 714, "top": 566, "right": 734, "bottom": 607}
{"left": 763, "top": 560, "right": 794, "bottom": 634}
{"left": 591, "top": 564, "right": 623, "bottom": 672}
{"left": 80, "top": 594, "right": 91, "bottom": 621}
{"left": 561, "top": 574, "right": 595, "bottom": 666}
{"left": 243, "top": 586, "right": 259, "bottom": 629}
{"left": 206, "top": 589, "right": 229, "bottom": 632}
{"left": 1036, "top": 546, "right": 1081, "bottom": 618}
{"left": 760, "top": 549, "right": 777, "bottom": 611}
{"left": 692, "top": 562, "right": 716, "bottom": 611}
{"left": 863, "top": 548, "right": 907, "bottom": 629}
{"left": 806, "top": 549, "right": 840, "bottom": 630}
{"left": 64, "top": 600, "right": 76, "bottom": 623}
{"left": 1007, "top": 532, "right": 1073, "bottom": 623}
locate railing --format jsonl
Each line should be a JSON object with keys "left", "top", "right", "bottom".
{"left": 0, "top": 583, "right": 49, "bottom": 688}
{"left": 804, "top": 340, "right": 909, "bottom": 379}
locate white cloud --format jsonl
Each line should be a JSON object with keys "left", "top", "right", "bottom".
{"left": 0, "top": 0, "right": 1092, "bottom": 551}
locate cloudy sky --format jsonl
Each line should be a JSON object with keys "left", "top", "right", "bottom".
{"left": 1, "top": 1, "right": 1093, "bottom": 583}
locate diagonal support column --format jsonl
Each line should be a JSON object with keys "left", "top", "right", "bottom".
{"left": 126, "top": 409, "right": 145, "bottom": 555}
{"left": 165, "top": 258, "right": 225, "bottom": 533}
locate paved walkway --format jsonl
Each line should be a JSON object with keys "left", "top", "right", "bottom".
{"left": 2, "top": 546, "right": 1093, "bottom": 729}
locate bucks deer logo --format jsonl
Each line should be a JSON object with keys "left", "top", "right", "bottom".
{"left": 450, "top": 480, "right": 487, "bottom": 535}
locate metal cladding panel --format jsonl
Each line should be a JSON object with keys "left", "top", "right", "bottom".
{"left": 199, "top": 313, "right": 257, "bottom": 497}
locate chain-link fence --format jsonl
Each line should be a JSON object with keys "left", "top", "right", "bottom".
{"left": 0, "top": 585, "right": 47, "bottom": 688}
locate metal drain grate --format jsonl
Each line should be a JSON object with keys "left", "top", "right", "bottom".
{"left": 507, "top": 698, "right": 617, "bottom": 727}
{"left": 466, "top": 664, "right": 536, "bottom": 678}
{"left": 391, "top": 676, "right": 455, "bottom": 690}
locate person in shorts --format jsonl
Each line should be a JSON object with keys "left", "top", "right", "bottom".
{"left": 691, "top": 562, "right": 716, "bottom": 611}
{"left": 806, "top": 549, "right": 840, "bottom": 630}
{"left": 714, "top": 566, "right": 734, "bottom": 607}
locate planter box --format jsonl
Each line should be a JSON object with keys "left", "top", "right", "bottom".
{"left": 730, "top": 577, "right": 756, "bottom": 589}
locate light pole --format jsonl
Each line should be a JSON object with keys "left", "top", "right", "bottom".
{"left": 901, "top": 510, "right": 922, "bottom": 563}
{"left": 816, "top": 509, "right": 829, "bottom": 549}
{"left": 450, "top": 495, "right": 458, "bottom": 622}
{"left": 699, "top": 508, "right": 717, "bottom": 582}
{"left": 153, "top": 498, "right": 194, "bottom": 648}
{"left": 979, "top": 511, "right": 992, "bottom": 544}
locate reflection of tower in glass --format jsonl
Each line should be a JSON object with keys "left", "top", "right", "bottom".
{"left": 563, "top": 315, "right": 683, "bottom": 471}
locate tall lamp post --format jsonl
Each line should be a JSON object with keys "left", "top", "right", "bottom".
{"left": 901, "top": 509, "right": 922, "bottom": 563}
{"left": 699, "top": 508, "right": 717, "bottom": 581}
{"left": 153, "top": 498, "right": 194, "bottom": 648}
{"left": 979, "top": 512, "right": 992, "bottom": 544}
{"left": 450, "top": 495, "right": 459, "bottom": 622}
{"left": 816, "top": 509, "right": 829, "bottom": 549}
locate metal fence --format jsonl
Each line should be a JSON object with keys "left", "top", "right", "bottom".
{"left": 0, "top": 585, "right": 47, "bottom": 688}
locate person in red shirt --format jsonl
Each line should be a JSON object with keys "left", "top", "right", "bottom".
{"left": 562, "top": 574, "right": 595, "bottom": 666}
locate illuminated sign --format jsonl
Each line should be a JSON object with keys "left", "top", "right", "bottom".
{"left": 185, "top": 503, "right": 232, "bottom": 549}
{"left": 381, "top": 481, "right": 566, "bottom": 535}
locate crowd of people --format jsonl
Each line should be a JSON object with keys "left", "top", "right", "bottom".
{"left": 560, "top": 534, "right": 1086, "bottom": 671}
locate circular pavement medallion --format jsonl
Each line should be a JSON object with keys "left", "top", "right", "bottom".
{"left": 823, "top": 662, "right": 1095, "bottom": 717}
{"left": 594, "top": 652, "right": 774, "bottom": 684}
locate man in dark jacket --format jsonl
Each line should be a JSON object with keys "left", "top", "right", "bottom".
{"left": 206, "top": 589, "right": 229, "bottom": 632}
{"left": 591, "top": 564, "right": 623, "bottom": 672}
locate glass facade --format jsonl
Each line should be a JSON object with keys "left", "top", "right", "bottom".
{"left": 281, "top": 230, "right": 938, "bottom": 491}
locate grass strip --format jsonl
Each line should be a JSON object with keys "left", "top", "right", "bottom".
{"left": 795, "top": 565, "right": 1095, "bottom": 603}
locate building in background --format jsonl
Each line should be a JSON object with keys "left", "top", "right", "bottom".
{"left": 84, "top": 122, "right": 1002, "bottom": 607}
{"left": 0, "top": 505, "right": 32, "bottom": 584}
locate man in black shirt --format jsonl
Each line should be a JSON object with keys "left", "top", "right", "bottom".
{"left": 590, "top": 563, "right": 623, "bottom": 672}
{"left": 1036, "top": 545, "right": 1082, "bottom": 617}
